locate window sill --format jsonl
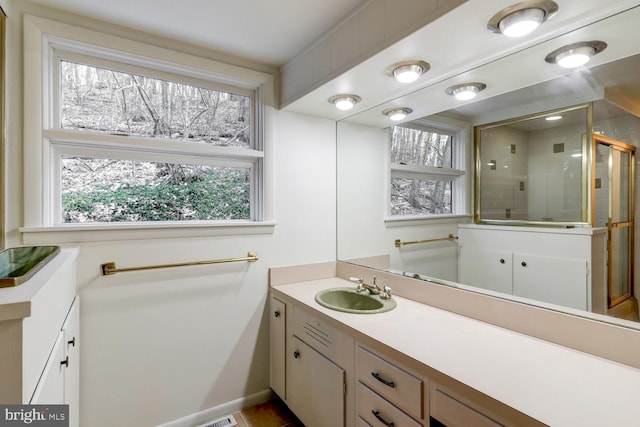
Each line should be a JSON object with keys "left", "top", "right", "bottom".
{"left": 20, "top": 221, "right": 277, "bottom": 244}
{"left": 384, "top": 214, "right": 472, "bottom": 228}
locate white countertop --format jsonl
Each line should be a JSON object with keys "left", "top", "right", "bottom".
{"left": 273, "top": 277, "right": 640, "bottom": 427}
{"left": 0, "top": 247, "right": 79, "bottom": 321}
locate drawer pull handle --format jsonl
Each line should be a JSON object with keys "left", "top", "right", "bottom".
{"left": 60, "top": 356, "right": 69, "bottom": 368}
{"left": 274, "top": 310, "right": 281, "bottom": 318}
{"left": 372, "top": 410, "right": 395, "bottom": 427}
{"left": 293, "top": 351, "right": 300, "bottom": 359}
{"left": 68, "top": 337, "right": 76, "bottom": 347}
{"left": 371, "top": 372, "right": 395, "bottom": 388}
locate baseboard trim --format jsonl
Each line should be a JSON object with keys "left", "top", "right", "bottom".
{"left": 157, "top": 389, "right": 274, "bottom": 427}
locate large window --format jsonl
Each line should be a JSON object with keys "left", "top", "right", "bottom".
{"left": 53, "top": 58, "right": 258, "bottom": 224}
{"left": 390, "top": 123, "right": 465, "bottom": 217}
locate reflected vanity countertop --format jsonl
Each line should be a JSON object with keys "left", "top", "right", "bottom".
{"left": 0, "top": 247, "right": 79, "bottom": 321}
{"left": 272, "top": 277, "right": 640, "bottom": 427}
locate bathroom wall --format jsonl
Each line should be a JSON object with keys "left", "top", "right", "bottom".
{"left": 4, "top": 2, "right": 336, "bottom": 426}
{"left": 337, "top": 121, "right": 462, "bottom": 281}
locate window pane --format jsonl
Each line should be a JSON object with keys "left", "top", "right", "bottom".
{"left": 391, "top": 178, "right": 452, "bottom": 215}
{"left": 60, "top": 61, "right": 252, "bottom": 147}
{"left": 61, "top": 156, "right": 251, "bottom": 222}
{"left": 391, "top": 126, "right": 452, "bottom": 167}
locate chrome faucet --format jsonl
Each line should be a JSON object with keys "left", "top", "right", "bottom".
{"left": 349, "top": 277, "right": 392, "bottom": 299}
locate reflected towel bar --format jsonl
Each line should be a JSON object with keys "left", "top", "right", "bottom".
{"left": 394, "top": 234, "right": 458, "bottom": 248}
{"left": 100, "top": 251, "right": 258, "bottom": 276}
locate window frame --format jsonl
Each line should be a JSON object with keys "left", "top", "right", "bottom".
{"left": 22, "top": 15, "right": 275, "bottom": 243}
{"left": 386, "top": 116, "right": 471, "bottom": 223}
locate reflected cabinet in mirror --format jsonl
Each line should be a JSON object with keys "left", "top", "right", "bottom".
{"left": 337, "top": 3, "right": 640, "bottom": 333}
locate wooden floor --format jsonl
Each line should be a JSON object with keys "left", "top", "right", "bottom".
{"left": 234, "top": 399, "right": 304, "bottom": 427}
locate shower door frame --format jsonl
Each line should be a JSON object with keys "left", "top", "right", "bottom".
{"left": 592, "top": 134, "right": 635, "bottom": 308}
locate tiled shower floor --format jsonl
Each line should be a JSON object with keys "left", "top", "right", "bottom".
{"left": 233, "top": 398, "right": 304, "bottom": 427}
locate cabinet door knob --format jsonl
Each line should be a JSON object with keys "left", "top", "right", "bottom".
{"left": 274, "top": 310, "right": 281, "bottom": 318}
{"left": 499, "top": 258, "right": 505, "bottom": 264}
{"left": 60, "top": 356, "right": 69, "bottom": 368}
{"left": 68, "top": 337, "right": 76, "bottom": 347}
{"left": 372, "top": 410, "right": 394, "bottom": 427}
{"left": 293, "top": 350, "right": 300, "bottom": 359}
{"left": 521, "top": 261, "right": 527, "bottom": 267}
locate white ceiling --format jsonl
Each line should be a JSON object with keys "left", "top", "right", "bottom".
{"left": 28, "top": 0, "right": 369, "bottom": 66}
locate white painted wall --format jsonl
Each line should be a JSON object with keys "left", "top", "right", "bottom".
{"left": 337, "top": 121, "right": 460, "bottom": 281}
{"left": 4, "top": 2, "right": 336, "bottom": 426}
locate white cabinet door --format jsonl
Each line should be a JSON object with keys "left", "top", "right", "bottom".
{"left": 513, "top": 254, "right": 588, "bottom": 310}
{"left": 269, "top": 296, "right": 286, "bottom": 399}
{"left": 459, "top": 247, "right": 513, "bottom": 294}
{"left": 30, "top": 333, "right": 65, "bottom": 405}
{"left": 63, "top": 298, "right": 80, "bottom": 427}
{"left": 290, "top": 335, "right": 345, "bottom": 427}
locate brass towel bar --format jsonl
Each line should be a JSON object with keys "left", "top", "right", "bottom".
{"left": 100, "top": 251, "right": 258, "bottom": 276}
{"left": 394, "top": 234, "right": 458, "bottom": 248}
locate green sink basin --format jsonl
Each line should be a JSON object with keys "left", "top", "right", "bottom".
{"left": 315, "top": 287, "right": 396, "bottom": 314}
{"left": 0, "top": 246, "right": 60, "bottom": 288}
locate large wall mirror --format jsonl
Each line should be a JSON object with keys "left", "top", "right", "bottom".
{"left": 337, "top": 3, "right": 640, "bottom": 333}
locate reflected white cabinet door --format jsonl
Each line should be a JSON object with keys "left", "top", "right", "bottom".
{"left": 458, "top": 247, "right": 513, "bottom": 294}
{"left": 513, "top": 254, "right": 588, "bottom": 310}
{"left": 290, "top": 335, "right": 345, "bottom": 427}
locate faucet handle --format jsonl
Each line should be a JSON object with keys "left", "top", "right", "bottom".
{"left": 349, "top": 277, "right": 366, "bottom": 292}
{"left": 380, "top": 285, "right": 393, "bottom": 300}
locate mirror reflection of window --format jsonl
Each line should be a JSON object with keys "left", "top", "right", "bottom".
{"left": 390, "top": 124, "right": 464, "bottom": 216}
{"left": 476, "top": 105, "right": 589, "bottom": 224}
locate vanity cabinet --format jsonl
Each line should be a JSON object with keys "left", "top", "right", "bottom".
{"left": 430, "top": 382, "right": 503, "bottom": 427}
{"left": 355, "top": 344, "right": 425, "bottom": 427}
{"left": 269, "top": 295, "right": 286, "bottom": 399}
{"left": 458, "top": 224, "right": 606, "bottom": 312}
{"left": 286, "top": 305, "right": 354, "bottom": 427}
{"left": 0, "top": 248, "right": 79, "bottom": 424}
{"left": 290, "top": 336, "right": 345, "bottom": 427}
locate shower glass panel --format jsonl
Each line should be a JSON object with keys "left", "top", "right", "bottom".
{"left": 475, "top": 105, "right": 589, "bottom": 225}
{"left": 610, "top": 226, "right": 630, "bottom": 304}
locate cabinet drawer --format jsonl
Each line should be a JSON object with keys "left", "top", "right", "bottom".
{"left": 431, "top": 386, "right": 503, "bottom": 427}
{"left": 357, "top": 382, "right": 422, "bottom": 427}
{"left": 356, "top": 345, "right": 423, "bottom": 419}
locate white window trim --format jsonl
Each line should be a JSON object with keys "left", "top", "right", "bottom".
{"left": 385, "top": 115, "right": 472, "bottom": 223}
{"left": 22, "top": 15, "right": 275, "bottom": 243}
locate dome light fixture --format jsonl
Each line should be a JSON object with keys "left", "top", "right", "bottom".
{"left": 487, "top": 1, "right": 558, "bottom": 38}
{"left": 446, "top": 83, "right": 487, "bottom": 101}
{"left": 386, "top": 60, "right": 430, "bottom": 83}
{"left": 545, "top": 41, "right": 607, "bottom": 68}
{"left": 328, "top": 94, "right": 361, "bottom": 111}
{"left": 382, "top": 107, "right": 413, "bottom": 121}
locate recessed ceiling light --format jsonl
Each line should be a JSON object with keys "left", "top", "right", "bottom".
{"left": 382, "top": 107, "right": 413, "bottom": 121}
{"left": 545, "top": 41, "right": 607, "bottom": 68}
{"left": 446, "top": 83, "right": 487, "bottom": 101}
{"left": 545, "top": 115, "right": 563, "bottom": 121}
{"left": 328, "top": 94, "right": 361, "bottom": 111}
{"left": 487, "top": 1, "right": 558, "bottom": 38}
{"left": 385, "top": 60, "right": 430, "bottom": 83}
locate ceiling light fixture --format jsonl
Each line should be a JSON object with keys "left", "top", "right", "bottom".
{"left": 328, "top": 94, "right": 361, "bottom": 111}
{"left": 487, "top": 1, "right": 558, "bottom": 38}
{"left": 545, "top": 115, "right": 563, "bottom": 121}
{"left": 545, "top": 41, "right": 607, "bottom": 68}
{"left": 382, "top": 107, "right": 413, "bottom": 121}
{"left": 386, "top": 60, "right": 430, "bottom": 83}
{"left": 446, "top": 83, "right": 487, "bottom": 101}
